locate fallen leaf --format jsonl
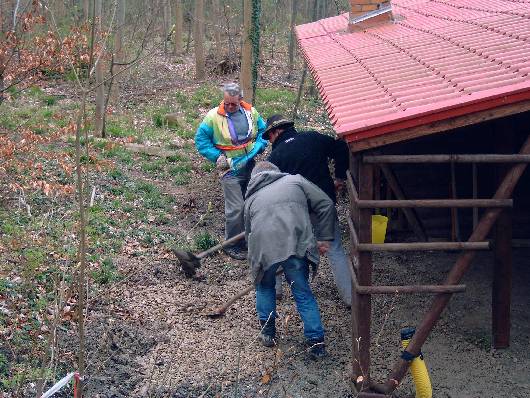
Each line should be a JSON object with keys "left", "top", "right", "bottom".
{"left": 260, "top": 372, "right": 272, "bottom": 385}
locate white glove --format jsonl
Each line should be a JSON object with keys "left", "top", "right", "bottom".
{"left": 216, "top": 154, "right": 229, "bottom": 171}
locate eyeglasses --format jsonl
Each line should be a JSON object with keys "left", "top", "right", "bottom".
{"left": 224, "top": 102, "right": 239, "bottom": 109}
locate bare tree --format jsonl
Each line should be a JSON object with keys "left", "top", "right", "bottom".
{"left": 83, "top": 0, "right": 90, "bottom": 21}
{"left": 163, "top": 0, "right": 172, "bottom": 53}
{"left": 287, "top": 0, "right": 297, "bottom": 80}
{"left": 211, "top": 0, "right": 222, "bottom": 60}
{"left": 240, "top": 0, "right": 252, "bottom": 101}
{"left": 174, "top": 0, "right": 183, "bottom": 54}
{"left": 193, "top": 0, "right": 205, "bottom": 79}
{"left": 94, "top": 0, "right": 105, "bottom": 137}
{"left": 110, "top": 0, "right": 125, "bottom": 105}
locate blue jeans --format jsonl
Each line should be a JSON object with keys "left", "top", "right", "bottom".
{"left": 256, "top": 256, "right": 324, "bottom": 341}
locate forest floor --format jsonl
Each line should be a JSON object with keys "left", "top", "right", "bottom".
{"left": 1, "top": 50, "right": 529, "bottom": 398}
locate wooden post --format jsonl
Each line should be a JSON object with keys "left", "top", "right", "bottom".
{"left": 450, "top": 161, "right": 461, "bottom": 241}
{"left": 374, "top": 165, "right": 381, "bottom": 214}
{"left": 348, "top": 154, "right": 362, "bottom": 388}
{"left": 472, "top": 163, "right": 478, "bottom": 230}
{"left": 356, "top": 155, "right": 373, "bottom": 388}
{"left": 493, "top": 206, "right": 512, "bottom": 348}
{"left": 492, "top": 133, "right": 514, "bottom": 348}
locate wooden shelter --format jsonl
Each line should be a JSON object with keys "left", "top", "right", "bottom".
{"left": 296, "top": 0, "right": 530, "bottom": 396}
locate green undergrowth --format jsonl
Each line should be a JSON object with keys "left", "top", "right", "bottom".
{"left": 0, "top": 87, "right": 71, "bottom": 133}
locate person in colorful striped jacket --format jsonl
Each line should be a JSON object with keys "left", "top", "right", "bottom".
{"left": 195, "top": 82, "right": 268, "bottom": 260}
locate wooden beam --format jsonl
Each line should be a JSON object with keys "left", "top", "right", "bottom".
{"left": 473, "top": 163, "right": 478, "bottom": 230}
{"left": 348, "top": 153, "right": 363, "bottom": 391}
{"left": 357, "top": 241, "right": 490, "bottom": 252}
{"left": 346, "top": 169, "right": 359, "bottom": 202}
{"left": 450, "top": 161, "right": 461, "bottom": 241}
{"left": 347, "top": 99, "right": 530, "bottom": 153}
{"left": 355, "top": 199, "right": 512, "bottom": 208}
{"left": 380, "top": 133, "right": 530, "bottom": 395}
{"left": 493, "top": 207, "right": 512, "bottom": 348}
{"left": 363, "top": 154, "right": 530, "bottom": 163}
{"left": 357, "top": 283, "right": 466, "bottom": 295}
{"left": 356, "top": 159, "right": 374, "bottom": 386}
{"left": 379, "top": 164, "right": 427, "bottom": 241}
{"left": 492, "top": 132, "right": 514, "bottom": 349}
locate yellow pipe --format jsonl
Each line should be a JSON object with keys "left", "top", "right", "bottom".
{"left": 401, "top": 327, "right": 433, "bottom": 398}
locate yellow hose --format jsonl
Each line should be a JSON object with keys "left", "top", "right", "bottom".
{"left": 401, "top": 327, "right": 433, "bottom": 398}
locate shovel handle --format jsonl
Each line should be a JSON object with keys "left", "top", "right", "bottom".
{"left": 197, "top": 231, "right": 245, "bottom": 259}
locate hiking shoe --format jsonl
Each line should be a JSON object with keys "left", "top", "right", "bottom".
{"left": 223, "top": 246, "right": 247, "bottom": 260}
{"left": 258, "top": 333, "right": 276, "bottom": 347}
{"left": 306, "top": 338, "right": 327, "bottom": 359}
{"left": 259, "top": 319, "right": 276, "bottom": 347}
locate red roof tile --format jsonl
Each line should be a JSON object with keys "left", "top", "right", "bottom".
{"left": 296, "top": 0, "right": 530, "bottom": 146}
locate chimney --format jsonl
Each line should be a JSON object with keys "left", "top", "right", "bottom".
{"left": 348, "top": 0, "right": 393, "bottom": 32}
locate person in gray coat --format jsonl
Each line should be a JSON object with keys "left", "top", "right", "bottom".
{"left": 244, "top": 161, "right": 336, "bottom": 358}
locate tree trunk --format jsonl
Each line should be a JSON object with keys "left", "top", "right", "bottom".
{"left": 109, "top": 0, "right": 125, "bottom": 105}
{"left": 212, "top": 0, "right": 222, "bottom": 60}
{"left": 163, "top": 0, "right": 171, "bottom": 53}
{"left": 0, "top": 69, "right": 4, "bottom": 104}
{"left": 193, "top": 0, "right": 205, "bottom": 79}
{"left": 240, "top": 0, "right": 252, "bottom": 101}
{"left": 287, "top": 0, "right": 297, "bottom": 80}
{"left": 94, "top": 0, "right": 105, "bottom": 137}
{"left": 307, "top": 0, "right": 319, "bottom": 97}
{"left": 174, "top": 0, "right": 183, "bottom": 54}
{"left": 83, "top": 0, "right": 90, "bottom": 21}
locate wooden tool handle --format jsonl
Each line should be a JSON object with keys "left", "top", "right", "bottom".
{"left": 197, "top": 231, "right": 245, "bottom": 259}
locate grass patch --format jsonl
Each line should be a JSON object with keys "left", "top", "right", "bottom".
{"left": 141, "top": 158, "right": 166, "bottom": 173}
{"left": 106, "top": 121, "right": 136, "bottom": 138}
{"left": 101, "top": 144, "right": 132, "bottom": 164}
{"left": 91, "top": 257, "right": 120, "bottom": 284}
{"left": 174, "top": 128, "right": 195, "bottom": 139}
{"left": 194, "top": 231, "right": 218, "bottom": 251}
{"left": 200, "top": 162, "right": 215, "bottom": 172}
{"left": 166, "top": 153, "right": 188, "bottom": 163}
{"left": 42, "top": 95, "right": 57, "bottom": 106}
{"left": 255, "top": 87, "right": 296, "bottom": 117}
{"left": 168, "top": 163, "right": 191, "bottom": 176}
{"left": 174, "top": 173, "right": 192, "bottom": 186}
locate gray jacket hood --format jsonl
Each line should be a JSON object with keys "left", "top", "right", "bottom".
{"left": 245, "top": 170, "right": 289, "bottom": 199}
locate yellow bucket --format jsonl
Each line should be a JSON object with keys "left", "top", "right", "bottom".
{"left": 371, "top": 215, "right": 388, "bottom": 244}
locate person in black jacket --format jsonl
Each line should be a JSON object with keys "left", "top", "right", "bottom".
{"left": 265, "top": 115, "right": 352, "bottom": 306}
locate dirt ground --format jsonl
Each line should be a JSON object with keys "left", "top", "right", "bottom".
{"left": 77, "top": 171, "right": 530, "bottom": 398}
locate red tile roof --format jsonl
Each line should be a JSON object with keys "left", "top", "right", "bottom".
{"left": 296, "top": 0, "right": 530, "bottom": 147}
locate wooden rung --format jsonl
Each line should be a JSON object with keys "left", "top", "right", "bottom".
{"left": 357, "top": 283, "right": 466, "bottom": 295}
{"left": 363, "top": 154, "right": 530, "bottom": 164}
{"left": 356, "top": 241, "right": 490, "bottom": 251}
{"left": 355, "top": 198, "right": 512, "bottom": 208}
